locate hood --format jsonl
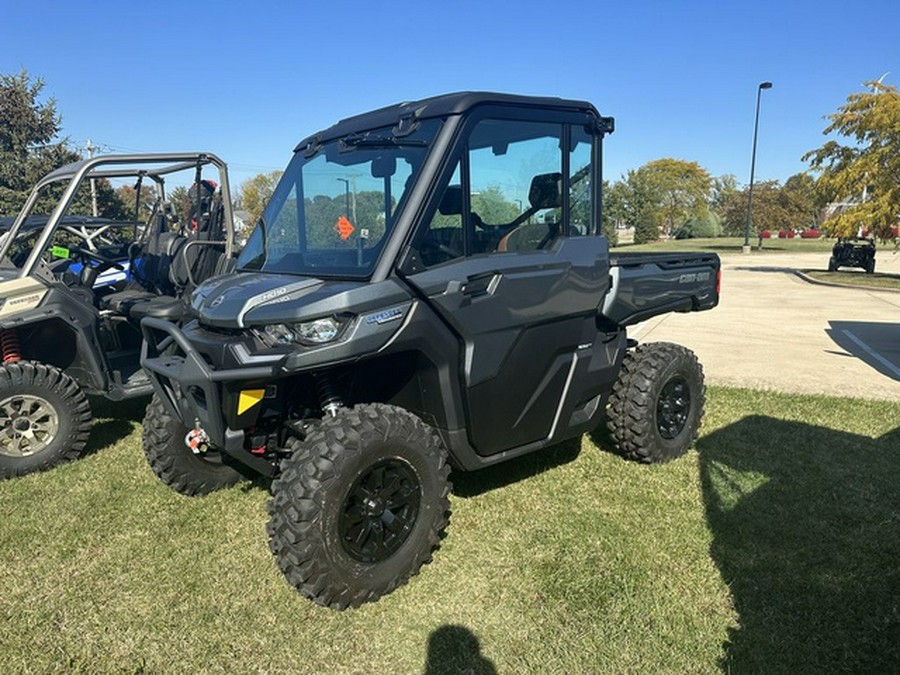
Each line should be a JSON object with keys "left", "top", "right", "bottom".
{"left": 191, "top": 272, "right": 368, "bottom": 328}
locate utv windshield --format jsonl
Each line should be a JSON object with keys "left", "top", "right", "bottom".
{"left": 238, "top": 119, "right": 441, "bottom": 278}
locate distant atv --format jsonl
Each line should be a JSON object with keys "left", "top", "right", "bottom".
{"left": 0, "top": 153, "right": 236, "bottom": 478}
{"left": 829, "top": 237, "right": 875, "bottom": 274}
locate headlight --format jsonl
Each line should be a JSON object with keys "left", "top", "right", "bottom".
{"left": 262, "top": 316, "right": 347, "bottom": 346}
{"left": 295, "top": 317, "right": 341, "bottom": 343}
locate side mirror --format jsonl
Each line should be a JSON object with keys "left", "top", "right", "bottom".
{"left": 371, "top": 155, "right": 396, "bottom": 178}
{"left": 529, "top": 172, "right": 562, "bottom": 209}
{"left": 438, "top": 185, "right": 463, "bottom": 215}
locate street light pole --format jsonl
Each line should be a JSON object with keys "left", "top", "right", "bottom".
{"left": 743, "top": 81, "right": 773, "bottom": 254}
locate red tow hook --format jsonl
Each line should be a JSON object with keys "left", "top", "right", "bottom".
{"left": 184, "top": 419, "right": 210, "bottom": 454}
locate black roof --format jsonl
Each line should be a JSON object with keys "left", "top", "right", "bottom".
{"left": 294, "top": 91, "right": 600, "bottom": 151}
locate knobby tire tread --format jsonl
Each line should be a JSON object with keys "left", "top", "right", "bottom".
{"left": 267, "top": 403, "right": 451, "bottom": 610}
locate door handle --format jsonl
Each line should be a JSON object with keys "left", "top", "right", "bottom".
{"left": 460, "top": 273, "right": 500, "bottom": 297}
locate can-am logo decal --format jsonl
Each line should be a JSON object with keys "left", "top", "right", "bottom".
{"left": 678, "top": 272, "right": 711, "bottom": 284}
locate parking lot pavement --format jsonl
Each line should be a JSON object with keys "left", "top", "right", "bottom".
{"left": 631, "top": 250, "right": 900, "bottom": 401}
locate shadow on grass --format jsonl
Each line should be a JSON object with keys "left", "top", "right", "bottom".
{"left": 451, "top": 437, "right": 582, "bottom": 498}
{"left": 81, "top": 418, "right": 136, "bottom": 459}
{"left": 698, "top": 415, "right": 900, "bottom": 672}
{"left": 89, "top": 394, "right": 150, "bottom": 423}
{"left": 424, "top": 624, "right": 497, "bottom": 675}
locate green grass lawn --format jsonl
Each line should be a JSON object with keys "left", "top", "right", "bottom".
{"left": 613, "top": 236, "right": 835, "bottom": 254}
{"left": 804, "top": 269, "right": 900, "bottom": 291}
{"left": 0, "top": 390, "right": 898, "bottom": 673}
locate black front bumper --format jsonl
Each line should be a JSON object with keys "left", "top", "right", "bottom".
{"left": 140, "top": 316, "right": 279, "bottom": 476}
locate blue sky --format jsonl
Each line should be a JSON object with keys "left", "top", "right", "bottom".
{"left": 2, "top": 1, "right": 896, "bottom": 191}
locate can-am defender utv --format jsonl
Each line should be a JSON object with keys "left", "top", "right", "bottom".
{"left": 828, "top": 236, "right": 876, "bottom": 274}
{"left": 0, "top": 153, "right": 236, "bottom": 478}
{"left": 140, "top": 93, "right": 720, "bottom": 609}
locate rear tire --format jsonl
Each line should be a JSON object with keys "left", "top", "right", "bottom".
{"left": 866, "top": 259, "right": 875, "bottom": 274}
{"left": 0, "top": 361, "right": 92, "bottom": 478}
{"left": 606, "top": 342, "right": 705, "bottom": 463}
{"left": 267, "top": 403, "right": 451, "bottom": 609}
{"left": 827, "top": 257, "right": 838, "bottom": 272}
{"left": 142, "top": 394, "right": 244, "bottom": 495}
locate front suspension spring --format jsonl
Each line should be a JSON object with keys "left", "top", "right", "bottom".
{"left": 1, "top": 329, "right": 21, "bottom": 363}
{"left": 315, "top": 375, "right": 344, "bottom": 417}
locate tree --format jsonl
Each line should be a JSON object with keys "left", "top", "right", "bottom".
{"left": 472, "top": 185, "right": 519, "bottom": 225}
{"left": 240, "top": 170, "right": 282, "bottom": 225}
{"left": 639, "top": 158, "right": 713, "bottom": 236}
{"left": 0, "top": 70, "right": 79, "bottom": 215}
{"left": 781, "top": 173, "right": 818, "bottom": 229}
{"left": 718, "top": 176, "right": 819, "bottom": 239}
{"left": 803, "top": 80, "right": 900, "bottom": 240}
{"left": 0, "top": 70, "right": 127, "bottom": 218}
{"left": 710, "top": 174, "right": 739, "bottom": 215}
{"left": 720, "top": 180, "right": 790, "bottom": 237}
{"left": 610, "top": 168, "right": 665, "bottom": 244}
{"left": 116, "top": 183, "right": 158, "bottom": 221}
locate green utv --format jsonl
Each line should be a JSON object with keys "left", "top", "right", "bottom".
{"left": 140, "top": 93, "right": 720, "bottom": 609}
{"left": 0, "top": 154, "right": 235, "bottom": 477}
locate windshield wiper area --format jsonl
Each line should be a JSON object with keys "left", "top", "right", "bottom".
{"left": 339, "top": 133, "right": 427, "bottom": 151}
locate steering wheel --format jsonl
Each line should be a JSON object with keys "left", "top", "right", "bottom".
{"left": 74, "top": 247, "right": 126, "bottom": 272}
{"left": 71, "top": 247, "right": 127, "bottom": 289}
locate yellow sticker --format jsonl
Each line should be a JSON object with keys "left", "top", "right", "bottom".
{"left": 237, "top": 389, "right": 265, "bottom": 415}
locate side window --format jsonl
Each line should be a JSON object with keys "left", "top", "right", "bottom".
{"left": 409, "top": 118, "right": 595, "bottom": 270}
{"left": 569, "top": 127, "right": 593, "bottom": 237}
{"left": 469, "top": 120, "right": 562, "bottom": 253}
{"left": 416, "top": 163, "right": 465, "bottom": 268}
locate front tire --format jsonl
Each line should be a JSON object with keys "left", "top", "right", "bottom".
{"left": 142, "top": 394, "right": 244, "bottom": 495}
{"left": 828, "top": 256, "right": 838, "bottom": 272}
{"left": 606, "top": 342, "right": 705, "bottom": 463}
{"left": 267, "top": 403, "right": 451, "bottom": 609}
{"left": 0, "top": 361, "right": 92, "bottom": 478}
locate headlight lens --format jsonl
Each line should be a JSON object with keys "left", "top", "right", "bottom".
{"left": 263, "top": 323, "right": 296, "bottom": 344}
{"left": 295, "top": 317, "right": 340, "bottom": 343}
{"left": 262, "top": 317, "right": 345, "bottom": 346}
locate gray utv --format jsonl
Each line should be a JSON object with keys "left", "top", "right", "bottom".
{"left": 140, "top": 93, "right": 720, "bottom": 609}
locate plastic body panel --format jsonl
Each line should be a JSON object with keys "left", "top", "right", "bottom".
{"left": 603, "top": 252, "right": 720, "bottom": 326}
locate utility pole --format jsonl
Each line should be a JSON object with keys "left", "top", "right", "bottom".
{"left": 86, "top": 139, "right": 99, "bottom": 217}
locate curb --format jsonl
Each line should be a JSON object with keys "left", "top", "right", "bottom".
{"left": 793, "top": 269, "right": 900, "bottom": 294}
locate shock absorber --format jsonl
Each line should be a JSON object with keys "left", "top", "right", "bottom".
{"left": 315, "top": 375, "right": 344, "bottom": 417}
{"left": 1, "top": 329, "right": 21, "bottom": 363}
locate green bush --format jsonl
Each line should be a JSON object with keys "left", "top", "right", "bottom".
{"left": 674, "top": 213, "right": 722, "bottom": 239}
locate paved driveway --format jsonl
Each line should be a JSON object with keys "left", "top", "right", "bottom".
{"left": 632, "top": 249, "right": 900, "bottom": 401}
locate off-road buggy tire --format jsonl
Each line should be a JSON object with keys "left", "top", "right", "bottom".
{"left": 267, "top": 403, "right": 451, "bottom": 610}
{"left": 866, "top": 259, "right": 875, "bottom": 274}
{"left": 606, "top": 342, "right": 705, "bottom": 463}
{"left": 143, "top": 394, "right": 244, "bottom": 496}
{"left": 0, "top": 361, "right": 92, "bottom": 479}
{"left": 828, "top": 256, "right": 838, "bottom": 272}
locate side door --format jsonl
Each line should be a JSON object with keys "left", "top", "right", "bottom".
{"left": 400, "top": 113, "right": 611, "bottom": 456}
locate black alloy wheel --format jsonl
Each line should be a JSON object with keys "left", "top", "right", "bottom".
{"left": 656, "top": 377, "right": 691, "bottom": 440}
{"left": 339, "top": 458, "right": 422, "bottom": 562}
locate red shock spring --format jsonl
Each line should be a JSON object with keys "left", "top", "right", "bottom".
{"left": 1, "top": 329, "right": 21, "bottom": 363}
